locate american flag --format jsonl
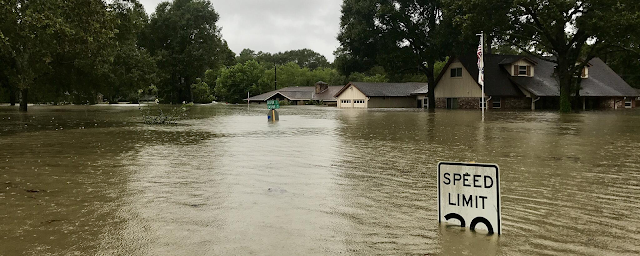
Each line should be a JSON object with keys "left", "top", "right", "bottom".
{"left": 477, "top": 42, "right": 484, "bottom": 86}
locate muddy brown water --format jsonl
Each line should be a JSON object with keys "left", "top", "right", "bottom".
{"left": 1, "top": 104, "right": 639, "bottom": 255}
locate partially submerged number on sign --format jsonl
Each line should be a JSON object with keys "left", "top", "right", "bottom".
{"left": 437, "top": 162, "right": 501, "bottom": 235}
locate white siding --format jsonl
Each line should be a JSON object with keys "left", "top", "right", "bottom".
{"left": 336, "top": 85, "right": 368, "bottom": 108}
{"left": 435, "top": 58, "right": 483, "bottom": 98}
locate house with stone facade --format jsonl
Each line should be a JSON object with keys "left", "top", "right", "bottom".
{"left": 434, "top": 54, "right": 639, "bottom": 110}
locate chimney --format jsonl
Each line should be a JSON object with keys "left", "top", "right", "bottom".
{"left": 315, "top": 81, "right": 328, "bottom": 94}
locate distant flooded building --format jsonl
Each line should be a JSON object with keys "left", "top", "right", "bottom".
{"left": 434, "top": 54, "right": 639, "bottom": 110}
{"left": 334, "top": 82, "right": 429, "bottom": 108}
{"left": 246, "top": 81, "right": 342, "bottom": 106}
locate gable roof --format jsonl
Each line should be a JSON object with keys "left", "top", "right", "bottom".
{"left": 497, "top": 56, "right": 538, "bottom": 65}
{"left": 334, "top": 82, "right": 428, "bottom": 97}
{"left": 510, "top": 57, "right": 638, "bottom": 97}
{"left": 246, "top": 86, "right": 343, "bottom": 102}
{"left": 313, "top": 86, "right": 343, "bottom": 101}
{"left": 437, "top": 53, "right": 638, "bottom": 97}
{"left": 411, "top": 85, "right": 430, "bottom": 95}
{"left": 457, "top": 54, "right": 526, "bottom": 96}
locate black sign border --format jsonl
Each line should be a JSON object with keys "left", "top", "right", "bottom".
{"left": 437, "top": 161, "right": 501, "bottom": 235}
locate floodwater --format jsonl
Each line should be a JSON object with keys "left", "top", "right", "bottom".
{"left": 1, "top": 104, "right": 639, "bottom": 255}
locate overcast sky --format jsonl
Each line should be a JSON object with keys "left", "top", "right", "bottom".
{"left": 139, "top": 0, "right": 342, "bottom": 62}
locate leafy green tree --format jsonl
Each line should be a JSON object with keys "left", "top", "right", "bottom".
{"left": 141, "top": 0, "right": 233, "bottom": 103}
{"left": 0, "top": 0, "right": 116, "bottom": 110}
{"left": 445, "top": 0, "right": 512, "bottom": 55}
{"left": 236, "top": 48, "right": 258, "bottom": 64}
{"left": 203, "top": 69, "right": 220, "bottom": 92}
{"left": 101, "top": 0, "right": 159, "bottom": 103}
{"left": 603, "top": 51, "right": 640, "bottom": 89}
{"left": 190, "top": 78, "right": 213, "bottom": 103}
{"left": 271, "top": 49, "right": 330, "bottom": 70}
{"left": 236, "top": 48, "right": 330, "bottom": 70}
{"left": 309, "top": 68, "right": 346, "bottom": 86}
{"left": 215, "top": 60, "right": 268, "bottom": 103}
{"left": 334, "top": 0, "right": 382, "bottom": 76}
{"left": 338, "top": 0, "right": 456, "bottom": 109}
{"left": 362, "top": 74, "right": 389, "bottom": 83}
{"left": 453, "top": 0, "right": 640, "bottom": 112}
{"left": 347, "top": 72, "right": 366, "bottom": 83}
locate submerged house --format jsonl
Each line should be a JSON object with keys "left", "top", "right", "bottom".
{"left": 434, "top": 54, "right": 639, "bottom": 110}
{"left": 334, "top": 82, "right": 429, "bottom": 108}
{"left": 246, "top": 81, "right": 342, "bottom": 106}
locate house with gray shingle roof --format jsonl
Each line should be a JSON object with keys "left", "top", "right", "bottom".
{"left": 334, "top": 82, "right": 429, "bottom": 108}
{"left": 435, "top": 53, "right": 639, "bottom": 110}
{"left": 246, "top": 81, "right": 342, "bottom": 106}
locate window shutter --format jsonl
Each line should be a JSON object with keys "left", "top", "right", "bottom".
{"left": 582, "top": 67, "right": 586, "bottom": 78}
{"left": 526, "top": 66, "right": 531, "bottom": 76}
{"left": 513, "top": 65, "right": 517, "bottom": 76}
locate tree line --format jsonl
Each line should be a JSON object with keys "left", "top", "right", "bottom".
{"left": 0, "top": 0, "right": 399, "bottom": 110}
{"left": 2, "top": 0, "right": 639, "bottom": 112}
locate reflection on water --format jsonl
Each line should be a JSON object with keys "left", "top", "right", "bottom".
{"left": 1, "top": 105, "right": 640, "bottom": 255}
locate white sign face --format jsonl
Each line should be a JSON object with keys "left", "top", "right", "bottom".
{"left": 438, "top": 162, "right": 501, "bottom": 235}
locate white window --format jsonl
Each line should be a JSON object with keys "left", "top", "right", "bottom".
{"left": 581, "top": 67, "right": 589, "bottom": 78}
{"left": 492, "top": 97, "right": 501, "bottom": 108}
{"left": 450, "top": 68, "right": 463, "bottom": 78}
{"left": 353, "top": 99, "right": 365, "bottom": 104}
{"left": 518, "top": 65, "right": 528, "bottom": 76}
{"left": 625, "top": 99, "right": 632, "bottom": 108}
{"left": 341, "top": 99, "right": 351, "bottom": 104}
{"left": 514, "top": 65, "right": 532, "bottom": 77}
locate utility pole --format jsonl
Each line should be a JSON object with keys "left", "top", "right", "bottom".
{"left": 274, "top": 63, "right": 278, "bottom": 91}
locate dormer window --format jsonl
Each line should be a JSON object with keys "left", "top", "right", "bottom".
{"left": 513, "top": 65, "right": 531, "bottom": 77}
{"left": 581, "top": 67, "right": 589, "bottom": 78}
{"left": 518, "top": 66, "right": 527, "bottom": 75}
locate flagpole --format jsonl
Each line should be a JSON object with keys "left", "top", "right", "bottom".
{"left": 482, "top": 32, "right": 484, "bottom": 121}
{"left": 477, "top": 31, "right": 485, "bottom": 121}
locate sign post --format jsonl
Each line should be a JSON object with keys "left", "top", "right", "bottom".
{"left": 267, "top": 100, "right": 280, "bottom": 121}
{"left": 437, "top": 162, "right": 501, "bottom": 235}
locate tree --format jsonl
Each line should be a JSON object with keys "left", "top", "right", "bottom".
{"left": 101, "top": 0, "right": 159, "bottom": 103}
{"left": 236, "top": 48, "right": 258, "bottom": 64}
{"left": 190, "top": 78, "right": 213, "bottom": 103}
{"left": 0, "top": 0, "right": 116, "bottom": 111}
{"left": 335, "top": 0, "right": 382, "bottom": 76}
{"left": 445, "top": 0, "right": 512, "bottom": 55}
{"left": 141, "top": 0, "right": 233, "bottom": 103}
{"left": 603, "top": 51, "right": 640, "bottom": 89}
{"left": 236, "top": 48, "right": 330, "bottom": 70}
{"left": 338, "top": 0, "right": 456, "bottom": 109}
{"left": 214, "top": 60, "right": 268, "bottom": 103}
{"left": 273, "top": 49, "right": 330, "bottom": 70}
{"left": 453, "top": 0, "right": 640, "bottom": 112}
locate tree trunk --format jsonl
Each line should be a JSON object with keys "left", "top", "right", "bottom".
{"left": 556, "top": 59, "right": 572, "bottom": 113}
{"left": 9, "top": 86, "right": 16, "bottom": 106}
{"left": 558, "top": 74, "right": 572, "bottom": 113}
{"left": 427, "top": 74, "right": 436, "bottom": 110}
{"left": 424, "top": 60, "right": 436, "bottom": 110}
{"left": 19, "top": 88, "right": 28, "bottom": 112}
{"left": 485, "top": 34, "right": 493, "bottom": 55}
